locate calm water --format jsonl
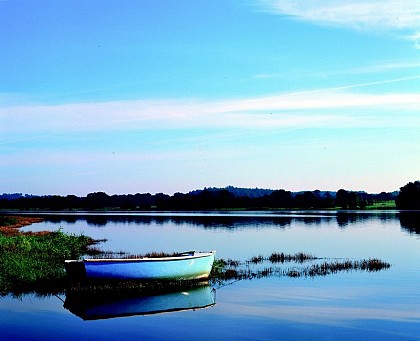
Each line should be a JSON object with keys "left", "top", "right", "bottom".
{"left": 2, "top": 211, "right": 420, "bottom": 340}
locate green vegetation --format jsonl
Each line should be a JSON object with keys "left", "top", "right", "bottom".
{"left": 0, "top": 230, "right": 97, "bottom": 295}
{"left": 365, "top": 200, "right": 397, "bottom": 210}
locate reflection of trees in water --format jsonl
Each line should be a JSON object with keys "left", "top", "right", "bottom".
{"left": 399, "top": 212, "right": 420, "bottom": 234}
{"left": 170, "top": 216, "right": 293, "bottom": 229}
{"left": 336, "top": 211, "right": 397, "bottom": 227}
{"left": 31, "top": 211, "right": 404, "bottom": 230}
{"left": 300, "top": 217, "right": 326, "bottom": 225}
{"left": 85, "top": 215, "right": 295, "bottom": 229}
{"left": 37, "top": 214, "right": 294, "bottom": 229}
{"left": 36, "top": 215, "right": 79, "bottom": 225}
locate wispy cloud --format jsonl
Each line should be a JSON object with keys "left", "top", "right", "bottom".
{"left": 256, "top": 61, "right": 420, "bottom": 81}
{"left": 1, "top": 79, "right": 419, "bottom": 140}
{"left": 257, "top": 0, "right": 420, "bottom": 46}
{"left": 408, "top": 31, "right": 420, "bottom": 49}
{"left": 322, "top": 61, "right": 420, "bottom": 77}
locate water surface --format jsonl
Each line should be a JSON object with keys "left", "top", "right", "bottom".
{"left": 2, "top": 211, "right": 420, "bottom": 340}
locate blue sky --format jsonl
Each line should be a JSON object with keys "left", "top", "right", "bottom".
{"left": 1, "top": 0, "right": 419, "bottom": 196}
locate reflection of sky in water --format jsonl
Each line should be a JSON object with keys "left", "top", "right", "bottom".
{"left": 11, "top": 212, "right": 419, "bottom": 340}
{"left": 2, "top": 275, "right": 419, "bottom": 340}
{"left": 213, "top": 275, "right": 420, "bottom": 340}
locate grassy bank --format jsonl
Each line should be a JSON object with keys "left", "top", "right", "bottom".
{"left": 0, "top": 229, "right": 99, "bottom": 295}
{"left": 365, "top": 200, "right": 397, "bottom": 210}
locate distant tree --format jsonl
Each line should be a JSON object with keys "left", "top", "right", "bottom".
{"left": 396, "top": 181, "right": 420, "bottom": 209}
{"left": 266, "top": 190, "right": 294, "bottom": 208}
{"left": 155, "top": 193, "right": 171, "bottom": 209}
{"left": 347, "top": 192, "right": 359, "bottom": 210}
{"left": 319, "top": 192, "right": 334, "bottom": 208}
{"left": 133, "top": 193, "right": 154, "bottom": 209}
{"left": 374, "top": 191, "right": 396, "bottom": 202}
{"left": 335, "top": 189, "right": 349, "bottom": 209}
{"left": 64, "top": 195, "right": 81, "bottom": 208}
{"left": 295, "top": 191, "right": 317, "bottom": 208}
{"left": 86, "top": 192, "right": 111, "bottom": 209}
{"left": 335, "top": 189, "right": 365, "bottom": 209}
{"left": 358, "top": 194, "right": 367, "bottom": 209}
{"left": 216, "top": 189, "right": 236, "bottom": 208}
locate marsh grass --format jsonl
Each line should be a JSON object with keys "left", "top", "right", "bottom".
{"left": 218, "top": 252, "right": 318, "bottom": 267}
{"left": 212, "top": 254, "right": 391, "bottom": 283}
{"left": 268, "top": 252, "right": 317, "bottom": 263}
{"left": 0, "top": 230, "right": 99, "bottom": 295}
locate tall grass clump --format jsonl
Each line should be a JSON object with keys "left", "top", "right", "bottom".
{"left": 0, "top": 230, "right": 96, "bottom": 295}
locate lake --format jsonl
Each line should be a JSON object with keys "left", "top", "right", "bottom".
{"left": 2, "top": 211, "right": 420, "bottom": 340}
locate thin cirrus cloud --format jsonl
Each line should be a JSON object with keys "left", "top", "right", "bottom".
{"left": 257, "top": 0, "right": 420, "bottom": 46}
{"left": 1, "top": 87, "right": 419, "bottom": 139}
{"left": 254, "top": 61, "right": 420, "bottom": 81}
{"left": 320, "top": 61, "right": 420, "bottom": 77}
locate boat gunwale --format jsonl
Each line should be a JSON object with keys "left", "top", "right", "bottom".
{"left": 81, "top": 251, "right": 215, "bottom": 263}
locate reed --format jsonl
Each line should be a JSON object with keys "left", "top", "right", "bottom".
{"left": 211, "top": 253, "right": 391, "bottom": 285}
{"left": 268, "top": 252, "right": 317, "bottom": 263}
{"left": 249, "top": 255, "right": 264, "bottom": 264}
{"left": 291, "top": 259, "right": 391, "bottom": 277}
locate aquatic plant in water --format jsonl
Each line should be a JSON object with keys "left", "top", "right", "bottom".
{"left": 211, "top": 253, "right": 391, "bottom": 284}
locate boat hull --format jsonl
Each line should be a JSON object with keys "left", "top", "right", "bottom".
{"left": 82, "top": 252, "right": 215, "bottom": 280}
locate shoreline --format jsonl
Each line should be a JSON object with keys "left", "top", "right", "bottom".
{"left": 0, "top": 216, "right": 45, "bottom": 236}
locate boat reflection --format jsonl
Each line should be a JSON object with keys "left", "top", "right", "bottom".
{"left": 64, "top": 284, "right": 216, "bottom": 320}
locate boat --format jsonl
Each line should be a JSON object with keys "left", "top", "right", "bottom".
{"left": 64, "top": 285, "right": 216, "bottom": 320}
{"left": 65, "top": 251, "right": 215, "bottom": 281}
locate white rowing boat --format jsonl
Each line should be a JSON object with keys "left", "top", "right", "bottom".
{"left": 65, "top": 251, "right": 215, "bottom": 281}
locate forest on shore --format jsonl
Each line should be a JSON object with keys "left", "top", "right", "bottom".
{"left": 1, "top": 181, "right": 419, "bottom": 211}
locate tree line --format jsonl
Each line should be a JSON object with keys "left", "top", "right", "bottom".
{"left": 1, "top": 181, "right": 417, "bottom": 210}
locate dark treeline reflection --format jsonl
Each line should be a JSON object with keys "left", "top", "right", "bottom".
{"left": 398, "top": 211, "right": 420, "bottom": 234}
{"left": 36, "top": 214, "right": 294, "bottom": 229}
{"left": 336, "top": 211, "right": 397, "bottom": 227}
{"left": 22, "top": 211, "right": 418, "bottom": 232}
